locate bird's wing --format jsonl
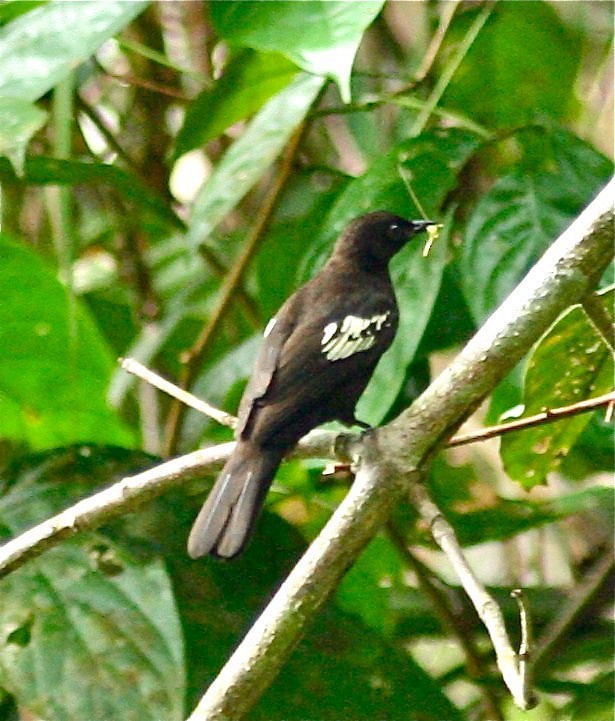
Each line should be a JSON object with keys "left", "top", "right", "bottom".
{"left": 238, "top": 296, "right": 398, "bottom": 444}
{"left": 235, "top": 294, "right": 299, "bottom": 438}
{"left": 268, "top": 306, "right": 397, "bottom": 399}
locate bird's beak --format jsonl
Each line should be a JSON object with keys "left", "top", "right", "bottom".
{"left": 411, "top": 220, "right": 435, "bottom": 232}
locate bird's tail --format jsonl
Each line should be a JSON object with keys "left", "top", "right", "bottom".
{"left": 187, "top": 441, "right": 284, "bottom": 559}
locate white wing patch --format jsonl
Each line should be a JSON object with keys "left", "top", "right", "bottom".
{"left": 321, "top": 312, "right": 391, "bottom": 361}
{"left": 263, "top": 317, "right": 277, "bottom": 338}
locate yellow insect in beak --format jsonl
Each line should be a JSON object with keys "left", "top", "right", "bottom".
{"left": 423, "top": 223, "right": 443, "bottom": 257}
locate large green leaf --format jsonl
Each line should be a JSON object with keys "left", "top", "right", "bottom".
{"left": 0, "top": 449, "right": 184, "bottom": 721}
{"left": 210, "top": 0, "right": 384, "bottom": 102}
{"left": 186, "top": 72, "right": 324, "bottom": 250}
{"left": 441, "top": 1, "right": 582, "bottom": 127}
{"left": 0, "top": 0, "right": 148, "bottom": 101}
{"left": 0, "top": 543, "right": 184, "bottom": 721}
{"left": 501, "top": 289, "right": 614, "bottom": 489}
{"left": 460, "top": 128, "right": 613, "bottom": 323}
{"left": 299, "top": 128, "right": 482, "bottom": 424}
{"left": 0, "top": 235, "right": 134, "bottom": 449}
{"left": 173, "top": 49, "right": 298, "bottom": 161}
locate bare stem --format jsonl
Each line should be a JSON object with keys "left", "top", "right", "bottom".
{"left": 410, "top": 485, "right": 536, "bottom": 710}
{"left": 448, "top": 391, "right": 615, "bottom": 447}
{"left": 120, "top": 357, "right": 237, "bottom": 429}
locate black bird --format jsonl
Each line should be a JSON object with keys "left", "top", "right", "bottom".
{"left": 188, "top": 211, "right": 433, "bottom": 559}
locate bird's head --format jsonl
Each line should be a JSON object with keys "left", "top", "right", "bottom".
{"left": 332, "top": 211, "right": 434, "bottom": 270}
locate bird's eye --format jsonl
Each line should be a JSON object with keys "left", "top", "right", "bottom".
{"left": 389, "top": 223, "right": 399, "bottom": 232}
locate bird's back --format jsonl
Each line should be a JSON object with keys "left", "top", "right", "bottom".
{"left": 237, "top": 262, "right": 399, "bottom": 448}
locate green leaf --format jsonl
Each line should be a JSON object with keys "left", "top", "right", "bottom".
{"left": 335, "top": 536, "right": 404, "bottom": 636}
{"left": 210, "top": 0, "right": 384, "bottom": 103}
{"left": 0, "top": 156, "right": 183, "bottom": 230}
{"left": 559, "top": 672, "right": 614, "bottom": 721}
{"left": 427, "top": 457, "right": 612, "bottom": 546}
{"left": 0, "top": 97, "right": 46, "bottom": 173}
{"left": 299, "top": 128, "right": 482, "bottom": 424}
{"left": 0, "top": 235, "right": 134, "bottom": 449}
{"left": 186, "top": 72, "right": 324, "bottom": 249}
{"left": 173, "top": 49, "right": 297, "bottom": 160}
{"left": 0, "top": 0, "right": 148, "bottom": 101}
{"left": 442, "top": 1, "right": 582, "bottom": 127}
{"left": 0, "top": 544, "right": 185, "bottom": 721}
{"left": 501, "top": 289, "right": 614, "bottom": 489}
{"left": 460, "top": 128, "right": 613, "bottom": 323}
{"left": 0, "top": 446, "right": 184, "bottom": 721}
{"left": 0, "top": 1, "right": 48, "bottom": 26}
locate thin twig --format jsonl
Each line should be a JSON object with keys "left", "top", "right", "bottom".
{"left": 411, "top": 2, "right": 494, "bottom": 136}
{"left": 104, "top": 69, "right": 190, "bottom": 100}
{"left": 410, "top": 484, "right": 536, "bottom": 710}
{"left": 415, "top": 0, "right": 460, "bottom": 82}
{"left": 120, "top": 357, "right": 237, "bottom": 429}
{"left": 448, "top": 391, "right": 615, "bottom": 447}
{"left": 76, "top": 95, "right": 141, "bottom": 173}
{"left": 511, "top": 589, "right": 533, "bottom": 705}
{"left": 387, "top": 522, "right": 505, "bottom": 721}
{"left": 197, "top": 245, "right": 262, "bottom": 329}
{"left": 311, "top": 95, "right": 491, "bottom": 138}
{"left": 164, "top": 120, "right": 310, "bottom": 454}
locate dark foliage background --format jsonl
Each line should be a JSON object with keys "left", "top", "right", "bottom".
{"left": 0, "top": 2, "right": 612, "bottom": 720}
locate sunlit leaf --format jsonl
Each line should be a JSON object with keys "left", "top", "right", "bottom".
{"left": 210, "top": 0, "right": 384, "bottom": 102}
{"left": 0, "top": 0, "right": 148, "bottom": 101}
{"left": 501, "top": 288, "right": 614, "bottom": 489}
{"left": 173, "top": 49, "right": 298, "bottom": 160}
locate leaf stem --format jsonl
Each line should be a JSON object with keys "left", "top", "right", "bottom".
{"left": 410, "top": 2, "right": 494, "bottom": 136}
{"left": 448, "top": 391, "right": 615, "bottom": 447}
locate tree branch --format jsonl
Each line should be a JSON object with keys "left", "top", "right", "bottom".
{"left": 0, "top": 428, "right": 343, "bottom": 580}
{"left": 387, "top": 521, "right": 505, "bottom": 721}
{"left": 448, "top": 390, "right": 615, "bottom": 447}
{"left": 185, "top": 183, "right": 614, "bottom": 720}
